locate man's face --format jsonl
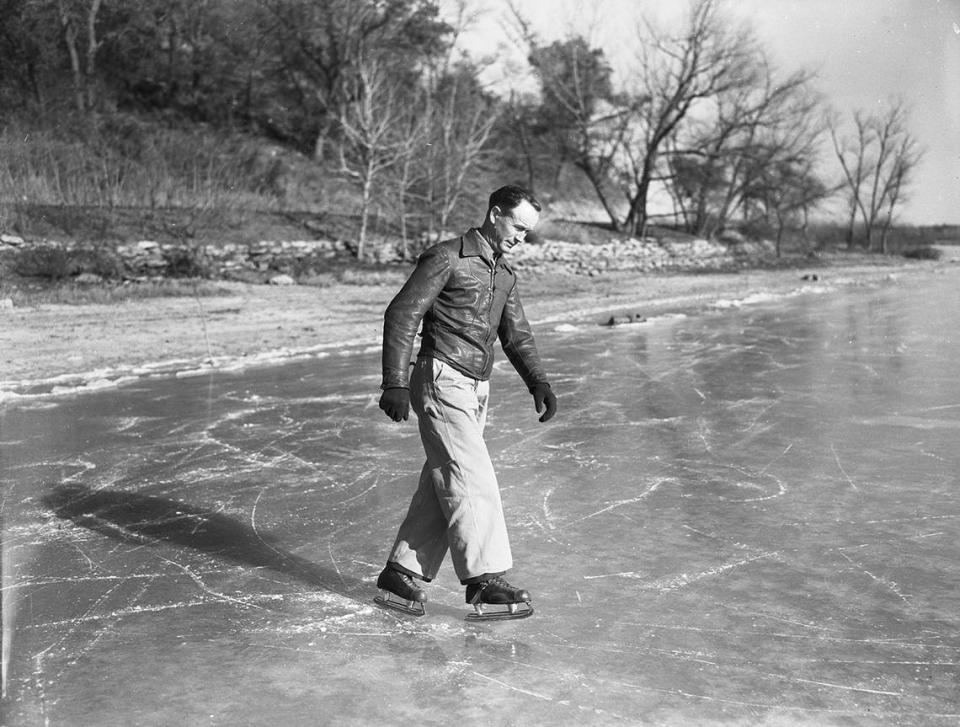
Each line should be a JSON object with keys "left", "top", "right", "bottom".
{"left": 489, "top": 200, "right": 540, "bottom": 255}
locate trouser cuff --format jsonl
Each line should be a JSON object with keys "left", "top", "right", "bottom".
{"left": 387, "top": 561, "right": 432, "bottom": 582}
{"left": 460, "top": 571, "right": 506, "bottom": 586}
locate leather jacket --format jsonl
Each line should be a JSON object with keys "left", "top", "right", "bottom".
{"left": 381, "top": 229, "right": 549, "bottom": 390}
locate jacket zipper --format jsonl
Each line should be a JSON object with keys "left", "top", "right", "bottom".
{"left": 481, "top": 262, "right": 497, "bottom": 370}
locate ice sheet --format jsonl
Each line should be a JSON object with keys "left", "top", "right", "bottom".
{"left": 2, "top": 268, "right": 960, "bottom": 726}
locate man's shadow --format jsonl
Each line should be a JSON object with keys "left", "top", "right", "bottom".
{"left": 42, "top": 483, "right": 367, "bottom": 599}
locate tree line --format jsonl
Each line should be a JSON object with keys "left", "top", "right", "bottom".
{"left": 0, "top": 0, "right": 922, "bottom": 256}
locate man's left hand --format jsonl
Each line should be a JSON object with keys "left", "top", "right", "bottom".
{"left": 379, "top": 387, "right": 411, "bottom": 422}
{"left": 531, "top": 383, "right": 557, "bottom": 423}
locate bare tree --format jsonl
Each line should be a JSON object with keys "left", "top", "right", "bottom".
{"left": 829, "top": 101, "right": 922, "bottom": 252}
{"left": 339, "top": 55, "right": 413, "bottom": 259}
{"left": 751, "top": 157, "right": 832, "bottom": 255}
{"left": 876, "top": 142, "right": 917, "bottom": 253}
{"left": 500, "top": 92, "right": 540, "bottom": 191}
{"left": 527, "top": 35, "right": 637, "bottom": 229}
{"left": 56, "top": 0, "right": 103, "bottom": 112}
{"left": 391, "top": 106, "right": 431, "bottom": 260}
{"left": 417, "top": 64, "right": 498, "bottom": 233}
{"left": 829, "top": 110, "right": 871, "bottom": 247}
{"left": 670, "top": 57, "right": 827, "bottom": 241}
{"left": 265, "top": 0, "right": 449, "bottom": 160}
{"left": 621, "top": 0, "right": 757, "bottom": 235}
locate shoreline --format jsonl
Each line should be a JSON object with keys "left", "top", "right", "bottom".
{"left": 1, "top": 256, "right": 939, "bottom": 403}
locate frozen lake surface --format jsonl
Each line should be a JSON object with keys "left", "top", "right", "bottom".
{"left": 3, "top": 267, "right": 960, "bottom": 726}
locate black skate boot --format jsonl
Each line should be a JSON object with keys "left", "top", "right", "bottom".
{"left": 464, "top": 575, "right": 533, "bottom": 621}
{"left": 374, "top": 566, "right": 427, "bottom": 617}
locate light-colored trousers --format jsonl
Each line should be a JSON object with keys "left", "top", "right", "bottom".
{"left": 388, "top": 356, "right": 513, "bottom": 583}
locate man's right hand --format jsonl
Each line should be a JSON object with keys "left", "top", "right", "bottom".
{"left": 379, "top": 387, "right": 410, "bottom": 422}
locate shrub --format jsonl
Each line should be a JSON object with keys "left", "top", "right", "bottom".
{"left": 162, "top": 245, "right": 214, "bottom": 278}
{"left": 883, "top": 226, "right": 936, "bottom": 254}
{"left": 901, "top": 246, "right": 942, "bottom": 261}
{"left": 9, "top": 243, "right": 126, "bottom": 280}
{"left": 12, "top": 245, "right": 77, "bottom": 280}
{"left": 74, "top": 245, "right": 125, "bottom": 279}
{"left": 267, "top": 253, "right": 325, "bottom": 280}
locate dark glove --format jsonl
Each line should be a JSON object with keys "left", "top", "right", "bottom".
{"left": 531, "top": 383, "right": 557, "bottom": 423}
{"left": 379, "top": 387, "right": 410, "bottom": 422}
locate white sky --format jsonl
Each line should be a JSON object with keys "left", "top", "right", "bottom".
{"left": 441, "top": 0, "right": 960, "bottom": 225}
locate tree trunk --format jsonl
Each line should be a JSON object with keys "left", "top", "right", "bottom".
{"left": 29, "top": 61, "right": 47, "bottom": 112}
{"left": 60, "top": 10, "right": 85, "bottom": 113}
{"left": 774, "top": 208, "right": 785, "bottom": 257}
{"left": 85, "top": 0, "right": 102, "bottom": 110}
{"left": 626, "top": 162, "right": 654, "bottom": 236}
{"left": 845, "top": 204, "right": 857, "bottom": 248}
{"left": 576, "top": 163, "right": 623, "bottom": 231}
{"left": 357, "top": 169, "right": 373, "bottom": 260}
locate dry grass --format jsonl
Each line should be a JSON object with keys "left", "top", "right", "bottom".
{"left": 1, "top": 277, "right": 232, "bottom": 307}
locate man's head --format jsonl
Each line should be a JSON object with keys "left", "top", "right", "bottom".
{"left": 481, "top": 185, "right": 542, "bottom": 256}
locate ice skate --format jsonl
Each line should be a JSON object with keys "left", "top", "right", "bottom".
{"left": 374, "top": 566, "right": 427, "bottom": 617}
{"left": 464, "top": 576, "right": 533, "bottom": 621}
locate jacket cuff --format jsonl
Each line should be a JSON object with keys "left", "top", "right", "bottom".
{"left": 527, "top": 381, "right": 551, "bottom": 393}
{"left": 381, "top": 371, "right": 410, "bottom": 390}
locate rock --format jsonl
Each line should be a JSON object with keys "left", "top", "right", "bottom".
{"left": 0, "top": 298, "right": 13, "bottom": 310}
{"left": 268, "top": 274, "right": 296, "bottom": 286}
{"left": 75, "top": 272, "right": 104, "bottom": 284}
{"left": 0, "top": 233, "right": 25, "bottom": 246}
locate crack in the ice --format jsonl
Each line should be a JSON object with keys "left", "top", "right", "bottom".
{"left": 643, "top": 551, "right": 782, "bottom": 593}
{"left": 836, "top": 551, "right": 912, "bottom": 604}
{"left": 564, "top": 478, "right": 669, "bottom": 525}
{"left": 831, "top": 444, "right": 860, "bottom": 492}
{"left": 471, "top": 671, "right": 553, "bottom": 701}
{"left": 153, "top": 553, "right": 264, "bottom": 610}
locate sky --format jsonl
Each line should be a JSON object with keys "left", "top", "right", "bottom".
{"left": 440, "top": 0, "right": 960, "bottom": 226}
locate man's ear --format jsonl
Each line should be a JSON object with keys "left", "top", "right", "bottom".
{"left": 488, "top": 205, "right": 501, "bottom": 224}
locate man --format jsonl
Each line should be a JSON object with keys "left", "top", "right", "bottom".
{"left": 376, "top": 185, "right": 558, "bottom": 620}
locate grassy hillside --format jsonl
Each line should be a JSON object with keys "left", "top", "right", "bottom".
{"left": 0, "top": 113, "right": 949, "bottom": 307}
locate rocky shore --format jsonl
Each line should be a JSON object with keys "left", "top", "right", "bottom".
{"left": 0, "top": 229, "right": 775, "bottom": 287}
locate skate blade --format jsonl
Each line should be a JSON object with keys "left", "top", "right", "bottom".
{"left": 374, "top": 593, "right": 426, "bottom": 617}
{"left": 465, "top": 602, "right": 533, "bottom": 622}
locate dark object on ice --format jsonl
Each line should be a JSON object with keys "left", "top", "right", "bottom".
{"left": 465, "top": 575, "right": 533, "bottom": 621}
{"left": 374, "top": 566, "right": 427, "bottom": 616}
{"left": 801, "top": 274, "right": 819, "bottom": 281}
{"left": 603, "top": 313, "right": 647, "bottom": 326}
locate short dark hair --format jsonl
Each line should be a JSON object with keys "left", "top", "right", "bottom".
{"left": 488, "top": 185, "right": 541, "bottom": 214}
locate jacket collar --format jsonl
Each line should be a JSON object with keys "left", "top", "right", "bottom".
{"left": 461, "top": 228, "right": 492, "bottom": 259}
{"left": 461, "top": 228, "right": 513, "bottom": 273}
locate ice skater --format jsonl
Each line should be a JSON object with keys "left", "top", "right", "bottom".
{"left": 375, "top": 185, "right": 558, "bottom": 620}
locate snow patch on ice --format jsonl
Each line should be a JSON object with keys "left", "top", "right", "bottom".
{"left": 0, "top": 340, "right": 369, "bottom": 407}
{"left": 710, "top": 282, "right": 845, "bottom": 310}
